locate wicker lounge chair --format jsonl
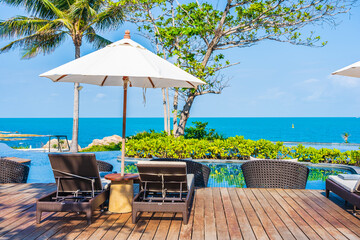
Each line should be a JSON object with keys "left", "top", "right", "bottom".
{"left": 150, "top": 158, "right": 210, "bottom": 188}
{"left": 133, "top": 161, "right": 195, "bottom": 224}
{"left": 36, "top": 154, "right": 109, "bottom": 224}
{"left": 241, "top": 160, "right": 309, "bottom": 189}
{"left": 96, "top": 160, "right": 113, "bottom": 172}
{"left": 0, "top": 157, "right": 29, "bottom": 183}
{"left": 326, "top": 175, "right": 360, "bottom": 213}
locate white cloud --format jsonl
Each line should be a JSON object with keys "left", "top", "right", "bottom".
{"left": 258, "top": 87, "right": 286, "bottom": 100}
{"left": 330, "top": 75, "right": 360, "bottom": 88}
{"left": 94, "top": 93, "right": 106, "bottom": 102}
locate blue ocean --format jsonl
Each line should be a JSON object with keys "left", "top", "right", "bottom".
{"left": 0, "top": 117, "right": 359, "bottom": 149}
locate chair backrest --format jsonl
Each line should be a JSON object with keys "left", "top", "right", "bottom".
{"left": 137, "top": 161, "right": 188, "bottom": 193}
{"left": 48, "top": 153, "right": 102, "bottom": 193}
{"left": 0, "top": 158, "right": 29, "bottom": 183}
{"left": 150, "top": 158, "right": 210, "bottom": 188}
{"left": 96, "top": 160, "right": 113, "bottom": 172}
{"left": 241, "top": 160, "right": 309, "bottom": 189}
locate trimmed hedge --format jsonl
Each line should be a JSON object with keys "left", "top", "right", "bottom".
{"left": 82, "top": 134, "right": 360, "bottom": 166}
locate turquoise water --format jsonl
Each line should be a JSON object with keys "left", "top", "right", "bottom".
{"left": 0, "top": 143, "right": 354, "bottom": 190}
{"left": 0, "top": 117, "right": 359, "bottom": 149}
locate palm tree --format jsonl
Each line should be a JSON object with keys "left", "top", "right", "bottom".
{"left": 342, "top": 132, "right": 350, "bottom": 143}
{"left": 0, "top": 0, "right": 124, "bottom": 152}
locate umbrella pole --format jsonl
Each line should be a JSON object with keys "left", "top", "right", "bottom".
{"left": 121, "top": 78, "right": 128, "bottom": 176}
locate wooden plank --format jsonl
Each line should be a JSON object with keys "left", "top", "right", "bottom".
{"left": 127, "top": 212, "right": 153, "bottom": 240}
{"left": 101, "top": 213, "right": 131, "bottom": 240}
{"left": 303, "top": 190, "right": 360, "bottom": 238}
{"left": 310, "top": 190, "right": 360, "bottom": 226}
{"left": 192, "top": 188, "right": 205, "bottom": 240}
{"left": 251, "top": 189, "right": 295, "bottom": 240}
{"left": 140, "top": 212, "right": 163, "bottom": 240}
{"left": 212, "top": 188, "right": 230, "bottom": 240}
{"left": 153, "top": 212, "right": 173, "bottom": 239}
{"left": 88, "top": 213, "right": 121, "bottom": 240}
{"left": 283, "top": 189, "right": 347, "bottom": 240}
{"left": 228, "top": 188, "right": 256, "bottom": 240}
{"left": 63, "top": 212, "right": 104, "bottom": 239}
{"left": 167, "top": 212, "right": 182, "bottom": 240}
{"left": 236, "top": 188, "right": 269, "bottom": 240}
{"left": 266, "top": 189, "right": 321, "bottom": 240}
{"left": 243, "top": 188, "right": 281, "bottom": 240}
{"left": 179, "top": 192, "right": 195, "bottom": 240}
{"left": 4, "top": 212, "right": 69, "bottom": 240}
{"left": 74, "top": 212, "right": 112, "bottom": 239}
{"left": 275, "top": 189, "right": 335, "bottom": 239}
{"left": 203, "top": 188, "right": 217, "bottom": 240}
{"left": 257, "top": 189, "right": 308, "bottom": 239}
{"left": 293, "top": 189, "right": 360, "bottom": 240}
{"left": 220, "top": 188, "right": 242, "bottom": 239}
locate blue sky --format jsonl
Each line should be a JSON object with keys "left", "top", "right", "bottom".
{"left": 0, "top": 3, "right": 360, "bottom": 118}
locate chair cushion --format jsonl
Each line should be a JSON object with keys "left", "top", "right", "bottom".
{"left": 187, "top": 174, "right": 194, "bottom": 190}
{"left": 101, "top": 178, "right": 111, "bottom": 190}
{"left": 328, "top": 175, "right": 360, "bottom": 192}
{"left": 338, "top": 174, "right": 360, "bottom": 180}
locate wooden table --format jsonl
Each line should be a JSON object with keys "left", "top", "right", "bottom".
{"left": 105, "top": 173, "right": 139, "bottom": 213}
{"left": 3, "top": 157, "right": 31, "bottom": 165}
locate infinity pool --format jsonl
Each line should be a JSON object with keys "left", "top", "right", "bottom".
{"left": 124, "top": 162, "right": 355, "bottom": 190}
{"left": 0, "top": 145, "right": 355, "bottom": 190}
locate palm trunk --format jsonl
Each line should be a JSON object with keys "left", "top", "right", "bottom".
{"left": 175, "top": 94, "right": 196, "bottom": 137}
{"left": 172, "top": 88, "right": 178, "bottom": 136}
{"left": 70, "top": 44, "right": 81, "bottom": 152}
{"left": 162, "top": 88, "right": 168, "bottom": 133}
{"left": 166, "top": 88, "right": 171, "bottom": 135}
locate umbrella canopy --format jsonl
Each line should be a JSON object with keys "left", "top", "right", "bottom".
{"left": 40, "top": 32, "right": 204, "bottom": 88}
{"left": 332, "top": 61, "right": 360, "bottom": 78}
{"left": 40, "top": 30, "right": 205, "bottom": 176}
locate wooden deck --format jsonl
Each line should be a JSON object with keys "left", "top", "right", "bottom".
{"left": 1, "top": 184, "right": 360, "bottom": 239}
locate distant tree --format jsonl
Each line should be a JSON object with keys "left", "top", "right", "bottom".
{"left": 125, "top": 0, "right": 353, "bottom": 137}
{"left": 342, "top": 132, "right": 350, "bottom": 143}
{"left": 0, "top": 0, "right": 124, "bottom": 151}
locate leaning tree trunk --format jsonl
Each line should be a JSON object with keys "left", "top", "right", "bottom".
{"left": 174, "top": 94, "right": 196, "bottom": 137}
{"left": 70, "top": 44, "right": 81, "bottom": 152}
{"left": 172, "top": 88, "right": 179, "bottom": 136}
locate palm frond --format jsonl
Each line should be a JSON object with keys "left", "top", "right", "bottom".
{"left": 85, "top": 27, "right": 112, "bottom": 49}
{"left": 1, "top": 0, "right": 65, "bottom": 20}
{"left": 68, "top": 0, "right": 97, "bottom": 23}
{"left": 0, "top": 16, "right": 51, "bottom": 38}
{"left": 0, "top": 31, "right": 67, "bottom": 58}
{"left": 93, "top": 2, "right": 124, "bottom": 31}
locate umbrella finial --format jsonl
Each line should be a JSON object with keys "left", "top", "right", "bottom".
{"left": 124, "top": 30, "right": 131, "bottom": 39}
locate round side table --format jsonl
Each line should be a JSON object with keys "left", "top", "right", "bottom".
{"left": 105, "top": 173, "right": 139, "bottom": 213}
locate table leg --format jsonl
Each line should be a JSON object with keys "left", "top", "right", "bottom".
{"left": 109, "top": 180, "right": 134, "bottom": 213}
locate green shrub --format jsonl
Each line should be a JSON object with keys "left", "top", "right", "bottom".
{"left": 184, "top": 121, "right": 224, "bottom": 140}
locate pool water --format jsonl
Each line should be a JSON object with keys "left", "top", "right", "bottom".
{"left": 124, "top": 162, "right": 355, "bottom": 190}
{"left": 0, "top": 144, "right": 355, "bottom": 190}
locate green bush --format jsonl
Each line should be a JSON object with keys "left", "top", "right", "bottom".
{"left": 184, "top": 121, "right": 224, "bottom": 140}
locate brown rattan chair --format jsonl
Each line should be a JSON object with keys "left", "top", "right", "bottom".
{"left": 150, "top": 158, "right": 210, "bottom": 188}
{"left": 36, "top": 154, "right": 109, "bottom": 224}
{"left": 96, "top": 160, "right": 113, "bottom": 172}
{"left": 241, "top": 160, "right": 309, "bottom": 189}
{"left": 133, "top": 161, "right": 195, "bottom": 224}
{"left": 0, "top": 157, "right": 29, "bottom": 183}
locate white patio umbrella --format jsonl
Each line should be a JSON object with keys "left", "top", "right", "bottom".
{"left": 40, "top": 30, "right": 205, "bottom": 175}
{"left": 332, "top": 60, "right": 360, "bottom": 77}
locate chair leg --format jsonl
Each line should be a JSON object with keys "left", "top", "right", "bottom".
{"left": 183, "top": 210, "right": 188, "bottom": 225}
{"left": 132, "top": 211, "right": 138, "bottom": 224}
{"left": 354, "top": 206, "right": 357, "bottom": 215}
{"left": 86, "top": 209, "right": 93, "bottom": 224}
{"left": 36, "top": 210, "right": 42, "bottom": 224}
{"left": 325, "top": 189, "right": 330, "bottom": 198}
